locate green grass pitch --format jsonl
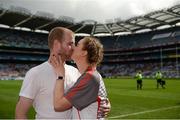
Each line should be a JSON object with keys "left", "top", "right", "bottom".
{"left": 0, "top": 78, "right": 180, "bottom": 119}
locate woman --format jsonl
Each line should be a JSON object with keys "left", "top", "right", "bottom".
{"left": 50, "top": 36, "right": 106, "bottom": 119}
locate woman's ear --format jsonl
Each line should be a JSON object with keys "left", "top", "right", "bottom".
{"left": 81, "top": 50, "right": 87, "bottom": 57}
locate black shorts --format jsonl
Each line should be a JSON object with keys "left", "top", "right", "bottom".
{"left": 161, "top": 80, "right": 166, "bottom": 85}
{"left": 137, "top": 80, "right": 142, "bottom": 84}
{"left": 157, "top": 79, "right": 162, "bottom": 83}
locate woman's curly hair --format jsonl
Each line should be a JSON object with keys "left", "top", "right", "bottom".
{"left": 82, "top": 37, "right": 104, "bottom": 65}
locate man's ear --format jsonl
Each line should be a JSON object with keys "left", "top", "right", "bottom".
{"left": 52, "top": 39, "right": 61, "bottom": 54}
{"left": 54, "top": 39, "right": 59, "bottom": 46}
{"left": 53, "top": 40, "right": 61, "bottom": 49}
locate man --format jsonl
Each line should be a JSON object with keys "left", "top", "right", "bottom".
{"left": 15, "top": 27, "right": 110, "bottom": 119}
{"left": 155, "top": 71, "right": 165, "bottom": 89}
{"left": 135, "top": 71, "right": 143, "bottom": 90}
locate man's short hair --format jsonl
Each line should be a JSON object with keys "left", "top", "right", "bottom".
{"left": 48, "top": 27, "right": 65, "bottom": 50}
{"left": 48, "top": 27, "right": 75, "bottom": 50}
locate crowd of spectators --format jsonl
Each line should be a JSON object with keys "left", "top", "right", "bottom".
{"left": 0, "top": 63, "right": 37, "bottom": 80}
{"left": 0, "top": 28, "right": 179, "bottom": 50}
{"left": 0, "top": 28, "right": 180, "bottom": 80}
{"left": 0, "top": 61, "right": 179, "bottom": 80}
{"left": 98, "top": 29, "right": 180, "bottom": 50}
{"left": 98, "top": 61, "right": 179, "bottom": 78}
{"left": 0, "top": 28, "right": 48, "bottom": 49}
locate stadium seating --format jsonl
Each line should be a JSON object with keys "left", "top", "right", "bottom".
{"left": 98, "top": 61, "right": 179, "bottom": 78}
{"left": 0, "top": 63, "right": 37, "bottom": 80}
{"left": 0, "top": 28, "right": 48, "bottom": 49}
{"left": 0, "top": 27, "right": 180, "bottom": 79}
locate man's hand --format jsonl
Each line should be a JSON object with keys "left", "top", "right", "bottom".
{"left": 100, "top": 98, "right": 111, "bottom": 118}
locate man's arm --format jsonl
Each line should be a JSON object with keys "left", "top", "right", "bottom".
{"left": 15, "top": 96, "right": 33, "bottom": 119}
{"left": 98, "top": 75, "right": 111, "bottom": 117}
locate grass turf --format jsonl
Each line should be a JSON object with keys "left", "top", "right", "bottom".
{"left": 0, "top": 78, "right": 180, "bottom": 119}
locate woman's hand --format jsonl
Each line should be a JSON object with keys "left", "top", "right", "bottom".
{"left": 50, "top": 54, "right": 65, "bottom": 77}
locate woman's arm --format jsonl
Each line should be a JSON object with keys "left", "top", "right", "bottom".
{"left": 54, "top": 79, "right": 72, "bottom": 112}
{"left": 50, "top": 54, "right": 72, "bottom": 112}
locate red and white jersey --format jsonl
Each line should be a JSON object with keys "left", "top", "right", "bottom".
{"left": 64, "top": 66, "right": 103, "bottom": 119}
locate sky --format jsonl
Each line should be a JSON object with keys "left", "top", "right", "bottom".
{"left": 0, "top": 0, "right": 180, "bottom": 23}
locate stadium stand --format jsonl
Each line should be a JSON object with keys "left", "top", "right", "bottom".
{"left": 0, "top": 26, "right": 180, "bottom": 79}
{"left": 0, "top": 28, "right": 48, "bottom": 49}
{"left": 0, "top": 4, "right": 180, "bottom": 80}
{"left": 0, "top": 63, "right": 36, "bottom": 80}
{"left": 98, "top": 61, "right": 178, "bottom": 78}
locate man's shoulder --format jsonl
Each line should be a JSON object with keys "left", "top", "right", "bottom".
{"left": 65, "top": 64, "right": 78, "bottom": 71}
{"left": 27, "top": 61, "right": 48, "bottom": 75}
{"left": 65, "top": 64, "right": 80, "bottom": 78}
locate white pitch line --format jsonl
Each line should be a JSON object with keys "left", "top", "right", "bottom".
{"left": 109, "top": 105, "right": 180, "bottom": 119}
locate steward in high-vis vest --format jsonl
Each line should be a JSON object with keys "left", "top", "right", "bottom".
{"left": 135, "top": 71, "right": 143, "bottom": 90}
{"left": 155, "top": 71, "right": 165, "bottom": 89}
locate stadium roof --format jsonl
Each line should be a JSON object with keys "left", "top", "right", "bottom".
{"left": 0, "top": 4, "right": 180, "bottom": 36}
